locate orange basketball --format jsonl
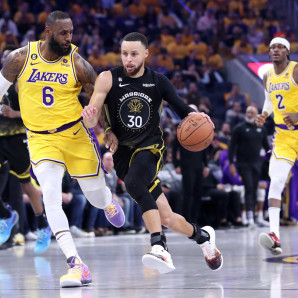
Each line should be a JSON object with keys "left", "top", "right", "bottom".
{"left": 177, "top": 114, "right": 214, "bottom": 152}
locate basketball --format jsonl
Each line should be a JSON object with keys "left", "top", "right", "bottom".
{"left": 177, "top": 114, "right": 214, "bottom": 152}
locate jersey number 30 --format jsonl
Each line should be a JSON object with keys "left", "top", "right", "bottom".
{"left": 275, "top": 94, "right": 285, "bottom": 110}
{"left": 42, "top": 86, "right": 54, "bottom": 107}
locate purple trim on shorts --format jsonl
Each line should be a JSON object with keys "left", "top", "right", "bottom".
{"left": 89, "top": 127, "right": 107, "bottom": 174}
{"left": 276, "top": 124, "right": 298, "bottom": 130}
{"left": 28, "top": 118, "right": 82, "bottom": 134}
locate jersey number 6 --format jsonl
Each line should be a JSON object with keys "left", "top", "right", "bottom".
{"left": 42, "top": 86, "right": 54, "bottom": 107}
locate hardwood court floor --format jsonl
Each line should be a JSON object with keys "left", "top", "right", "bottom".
{"left": 0, "top": 226, "right": 298, "bottom": 298}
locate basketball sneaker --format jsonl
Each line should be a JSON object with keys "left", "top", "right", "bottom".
{"left": 142, "top": 245, "right": 175, "bottom": 274}
{"left": 0, "top": 206, "right": 19, "bottom": 246}
{"left": 199, "top": 226, "right": 223, "bottom": 271}
{"left": 60, "top": 256, "right": 92, "bottom": 288}
{"left": 34, "top": 225, "right": 51, "bottom": 254}
{"left": 259, "top": 232, "right": 283, "bottom": 255}
{"left": 104, "top": 198, "right": 125, "bottom": 228}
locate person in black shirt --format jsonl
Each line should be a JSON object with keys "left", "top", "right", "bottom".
{"left": 0, "top": 45, "right": 51, "bottom": 252}
{"left": 82, "top": 32, "right": 223, "bottom": 274}
{"left": 229, "top": 106, "right": 270, "bottom": 226}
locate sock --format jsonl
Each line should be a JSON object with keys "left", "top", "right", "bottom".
{"left": 269, "top": 207, "right": 280, "bottom": 239}
{"left": 151, "top": 231, "right": 168, "bottom": 251}
{"left": 0, "top": 201, "right": 10, "bottom": 218}
{"left": 56, "top": 231, "right": 78, "bottom": 260}
{"left": 257, "top": 211, "right": 263, "bottom": 221}
{"left": 189, "top": 223, "right": 210, "bottom": 244}
{"left": 36, "top": 213, "right": 48, "bottom": 229}
{"left": 67, "top": 255, "right": 82, "bottom": 264}
{"left": 241, "top": 211, "right": 247, "bottom": 224}
{"left": 247, "top": 210, "right": 254, "bottom": 220}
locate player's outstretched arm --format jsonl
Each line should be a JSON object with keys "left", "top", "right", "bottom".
{"left": 81, "top": 70, "right": 112, "bottom": 128}
{"left": 0, "top": 46, "right": 27, "bottom": 98}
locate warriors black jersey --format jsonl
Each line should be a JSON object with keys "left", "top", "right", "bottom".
{"left": 105, "top": 67, "right": 193, "bottom": 146}
{"left": 0, "top": 81, "right": 25, "bottom": 136}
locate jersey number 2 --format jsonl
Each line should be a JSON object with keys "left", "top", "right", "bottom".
{"left": 42, "top": 86, "right": 54, "bottom": 107}
{"left": 275, "top": 94, "right": 285, "bottom": 110}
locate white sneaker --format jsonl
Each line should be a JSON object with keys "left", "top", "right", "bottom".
{"left": 256, "top": 218, "right": 270, "bottom": 227}
{"left": 259, "top": 232, "right": 283, "bottom": 255}
{"left": 25, "top": 231, "right": 38, "bottom": 241}
{"left": 69, "top": 226, "right": 90, "bottom": 238}
{"left": 142, "top": 245, "right": 175, "bottom": 274}
{"left": 199, "top": 226, "right": 223, "bottom": 271}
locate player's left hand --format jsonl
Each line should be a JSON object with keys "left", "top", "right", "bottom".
{"left": 104, "top": 129, "right": 118, "bottom": 154}
{"left": 1, "top": 104, "right": 17, "bottom": 118}
{"left": 282, "top": 112, "right": 298, "bottom": 126}
{"left": 188, "top": 111, "right": 215, "bottom": 129}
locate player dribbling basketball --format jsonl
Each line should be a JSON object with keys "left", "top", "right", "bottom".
{"left": 82, "top": 32, "right": 223, "bottom": 274}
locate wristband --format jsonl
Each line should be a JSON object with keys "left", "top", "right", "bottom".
{"left": 105, "top": 127, "right": 112, "bottom": 134}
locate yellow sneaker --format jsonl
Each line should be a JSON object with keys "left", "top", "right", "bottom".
{"left": 60, "top": 256, "right": 92, "bottom": 288}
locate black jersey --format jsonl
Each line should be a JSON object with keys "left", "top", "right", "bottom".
{"left": 0, "top": 82, "right": 25, "bottom": 136}
{"left": 105, "top": 67, "right": 193, "bottom": 146}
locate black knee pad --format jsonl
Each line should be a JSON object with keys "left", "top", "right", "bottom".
{"left": 124, "top": 163, "right": 158, "bottom": 214}
{"left": 148, "top": 178, "right": 163, "bottom": 201}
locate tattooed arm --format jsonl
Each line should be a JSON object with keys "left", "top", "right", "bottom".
{"left": 1, "top": 46, "right": 27, "bottom": 81}
{"left": 74, "top": 52, "right": 97, "bottom": 99}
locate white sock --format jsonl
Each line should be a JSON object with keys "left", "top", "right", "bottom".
{"left": 242, "top": 211, "right": 247, "bottom": 224}
{"left": 257, "top": 211, "right": 263, "bottom": 221}
{"left": 247, "top": 210, "right": 254, "bottom": 220}
{"left": 269, "top": 207, "right": 280, "bottom": 239}
{"left": 56, "top": 231, "right": 80, "bottom": 261}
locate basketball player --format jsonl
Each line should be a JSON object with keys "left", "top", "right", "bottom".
{"left": 0, "top": 45, "right": 51, "bottom": 253}
{"left": 82, "top": 32, "right": 223, "bottom": 274}
{"left": 256, "top": 37, "right": 298, "bottom": 254}
{"left": 0, "top": 11, "right": 125, "bottom": 287}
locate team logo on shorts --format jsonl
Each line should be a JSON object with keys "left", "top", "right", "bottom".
{"left": 31, "top": 54, "right": 37, "bottom": 60}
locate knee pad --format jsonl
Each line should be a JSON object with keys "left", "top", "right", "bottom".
{"left": 149, "top": 178, "right": 163, "bottom": 201}
{"left": 78, "top": 175, "right": 112, "bottom": 209}
{"left": 124, "top": 169, "right": 157, "bottom": 214}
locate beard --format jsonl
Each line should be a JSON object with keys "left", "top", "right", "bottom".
{"left": 123, "top": 62, "right": 143, "bottom": 77}
{"left": 49, "top": 35, "right": 71, "bottom": 57}
{"left": 245, "top": 116, "right": 256, "bottom": 124}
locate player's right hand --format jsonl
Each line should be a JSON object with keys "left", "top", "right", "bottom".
{"left": 255, "top": 113, "right": 266, "bottom": 127}
{"left": 81, "top": 105, "right": 98, "bottom": 127}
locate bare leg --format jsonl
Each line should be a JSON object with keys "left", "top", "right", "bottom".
{"left": 21, "top": 182, "right": 43, "bottom": 214}
{"left": 142, "top": 209, "right": 162, "bottom": 233}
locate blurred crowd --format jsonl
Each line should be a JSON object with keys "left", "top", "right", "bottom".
{"left": 0, "top": 0, "right": 298, "bottom": 246}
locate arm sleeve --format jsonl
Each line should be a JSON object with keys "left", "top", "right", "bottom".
{"left": 158, "top": 74, "right": 194, "bottom": 119}
{"left": 262, "top": 90, "right": 274, "bottom": 116}
{"left": 262, "top": 127, "right": 271, "bottom": 152}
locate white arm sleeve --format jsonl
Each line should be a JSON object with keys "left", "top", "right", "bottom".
{"left": 262, "top": 90, "right": 273, "bottom": 116}
{"left": 0, "top": 72, "right": 13, "bottom": 100}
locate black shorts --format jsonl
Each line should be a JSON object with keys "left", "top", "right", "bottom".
{"left": 0, "top": 134, "right": 31, "bottom": 183}
{"left": 113, "top": 134, "right": 166, "bottom": 180}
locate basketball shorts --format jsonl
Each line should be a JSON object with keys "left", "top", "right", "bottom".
{"left": 271, "top": 127, "right": 298, "bottom": 165}
{"left": 0, "top": 134, "right": 31, "bottom": 183}
{"left": 113, "top": 134, "right": 166, "bottom": 199}
{"left": 26, "top": 121, "right": 103, "bottom": 179}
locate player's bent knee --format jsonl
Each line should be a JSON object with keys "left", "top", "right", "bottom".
{"left": 83, "top": 186, "right": 112, "bottom": 209}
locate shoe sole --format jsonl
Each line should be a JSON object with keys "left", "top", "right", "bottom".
{"left": 259, "top": 233, "right": 283, "bottom": 255}
{"left": 142, "top": 254, "right": 175, "bottom": 274}
{"left": 60, "top": 278, "right": 92, "bottom": 288}
{"left": 201, "top": 226, "right": 223, "bottom": 271}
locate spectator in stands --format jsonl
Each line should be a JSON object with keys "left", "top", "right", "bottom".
{"left": 158, "top": 47, "right": 174, "bottom": 72}
{"left": 13, "top": 2, "right": 35, "bottom": 35}
{"left": 167, "top": 32, "right": 188, "bottom": 69}
{"left": 157, "top": 5, "right": 183, "bottom": 30}
{"left": 225, "top": 83, "right": 249, "bottom": 112}
{"left": 186, "top": 33, "right": 208, "bottom": 65}
{"left": 247, "top": 24, "right": 264, "bottom": 51}
{"left": 196, "top": 7, "right": 217, "bottom": 39}
{"left": 225, "top": 101, "right": 245, "bottom": 126}
{"left": 129, "top": 0, "right": 147, "bottom": 18}
{"left": 218, "top": 122, "right": 231, "bottom": 146}
{"left": 232, "top": 35, "right": 254, "bottom": 55}
{"left": 171, "top": 71, "right": 188, "bottom": 97}
{"left": 149, "top": 54, "right": 168, "bottom": 76}
{"left": 185, "top": 82, "right": 201, "bottom": 106}
{"left": 0, "top": 12, "right": 18, "bottom": 37}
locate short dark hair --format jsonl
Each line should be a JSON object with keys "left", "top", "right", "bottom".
{"left": 2, "top": 44, "right": 17, "bottom": 53}
{"left": 122, "top": 32, "right": 148, "bottom": 49}
{"left": 45, "top": 11, "right": 70, "bottom": 27}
